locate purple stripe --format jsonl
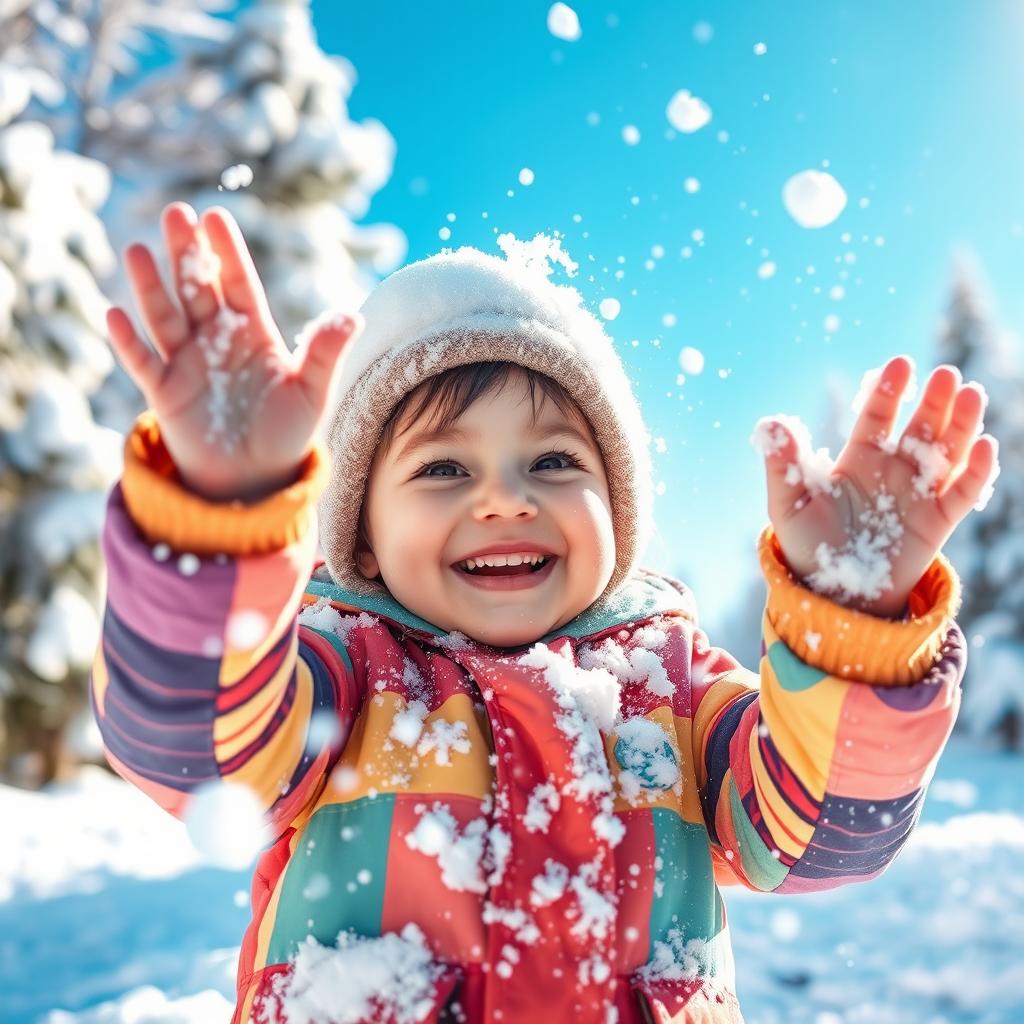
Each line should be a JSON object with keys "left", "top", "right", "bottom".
{"left": 811, "top": 791, "right": 920, "bottom": 848}
{"left": 789, "top": 792, "right": 922, "bottom": 880}
{"left": 775, "top": 866, "right": 885, "bottom": 894}
{"left": 102, "top": 486, "right": 236, "bottom": 656}
{"left": 103, "top": 605, "right": 222, "bottom": 696}
{"left": 99, "top": 710, "right": 219, "bottom": 788}
{"left": 873, "top": 622, "right": 966, "bottom": 710}
{"left": 104, "top": 683, "right": 215, "bottom": 756}
{"left": 101, "top": 708, "right": 213, "bottom": 758}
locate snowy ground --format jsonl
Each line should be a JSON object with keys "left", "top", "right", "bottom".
{"left": 1, "top": 735, "right": 1021, "bottom": 1024}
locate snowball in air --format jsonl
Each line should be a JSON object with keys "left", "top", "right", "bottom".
{"left": 678, "top": 346, "right": 705, "bottom": 375}
{"left": 753, "top": 42, "right": 767, "bottom": 56}
{"left": 183, "top": 781, "right": 269, "bottom": 869}
{"left": 226, "top": 609, "right": 269, "bottom": 649}
{"left": 692, "top": 21, "right": 714, "bottom": 44}
{"left": 770, "top": 908, "right": 800, "bottom": 940}
{"left": 547, "top": 3, "right": 581, "bottom": 41}
{"left": 683, "top": 177, "right": 700, "bottom": 193}
{"left": 599, "top": 298, "right": 621, "bottom": 320}
{"left": 220, "top": 164, "right": 254, "bottom": 191}
{"left": 622, "top": 125, "right": 640, "bottom": 145}
{"left": 757, "top": 260, "right": 777, "bottom": 280}
{"left": 666, "top": 90, "right": 712, "bottom": 133}
{"left": 519, "top": 167, "right": 535, "bottom": 186}
{"left": 178, "top": 553, "right": 200, "bottom": 576}
{"left": 782, "top": 170, "right": 847, "bottom": 228}
{"left": 823, "top": 313, "right": 841, "bottom": 333}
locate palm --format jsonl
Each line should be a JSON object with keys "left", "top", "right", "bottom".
{"left": 107, "top": 204, "right": 359, "bottom": 501}
{"left": 146, "top": 310, "right": 320, "bottom": 497}
{"left": 759, "top": 357, "right": 998, "bottom": 617}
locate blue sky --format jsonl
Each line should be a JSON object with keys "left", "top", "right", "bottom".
{"left": 308, "top": 0, "right": 1022, "bottom": 626}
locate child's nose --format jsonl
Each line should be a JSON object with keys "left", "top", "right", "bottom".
{"left": 470, "top": 474, "right": 539, "bottom": 519}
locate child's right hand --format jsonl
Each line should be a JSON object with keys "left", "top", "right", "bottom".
{"left": 107, "top": 202, "right": 362, "bottom": 502}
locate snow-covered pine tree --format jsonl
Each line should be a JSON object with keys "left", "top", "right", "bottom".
{"left": 935, "top": 255, "right": 1024, "bottom": 749}
{"left": 98, "top": 0, "right": 405, "bottom": 348}
{"left": 0, "top": 0, "right": 233, "bottom": 784}
{"left": 0, "top": 66, "right": 122, "bottom": 785}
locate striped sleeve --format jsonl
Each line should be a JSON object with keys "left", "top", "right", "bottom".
{"left": 90, "top": 413, "right": 360, "bottom": 837}
{"left": 690, "top": 524, "right": 964, "bottom": 894}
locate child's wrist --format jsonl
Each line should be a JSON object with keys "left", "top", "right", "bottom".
{"left": 179, "top": 463, "right": 307, "bottom": 504}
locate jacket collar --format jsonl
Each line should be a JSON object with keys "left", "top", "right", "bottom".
{"left": 307, "top": 563, "right": 697, "bottom": 650}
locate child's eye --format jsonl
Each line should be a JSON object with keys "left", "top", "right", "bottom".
{"left": 415, "top": 450, "right": 584, "bottom": 478}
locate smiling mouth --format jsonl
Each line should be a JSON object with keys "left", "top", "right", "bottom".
{"left": 451, "top": 556, "right": 559, "bottom": 591}
{"left": 455, "top": 556, "right": 553, "bottom": 577}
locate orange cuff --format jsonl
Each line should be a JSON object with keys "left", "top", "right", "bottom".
{"left": 758, "top": 524, "right": 961, "bottom": 687}
{"left": 120, "top": 411, "right": 329, "bottom": 557}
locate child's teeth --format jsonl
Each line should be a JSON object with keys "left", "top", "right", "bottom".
{"left": 461, "top": 553, "right": 547, "bottom": 571}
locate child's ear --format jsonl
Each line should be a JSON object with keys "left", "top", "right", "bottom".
{"left": 354, "top": 522, "right": 381, "bottom": 580}
{"left": 355, "top": 547, "right": 380, "bottom": 580}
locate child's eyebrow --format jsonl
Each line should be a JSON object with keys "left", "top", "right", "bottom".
{"left": 396, "top": 422, "right": 595, "bottom": 463}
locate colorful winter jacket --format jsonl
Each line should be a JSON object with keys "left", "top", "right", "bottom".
{"left": 91, "top": 414, "right": 967, "bottom": 1024}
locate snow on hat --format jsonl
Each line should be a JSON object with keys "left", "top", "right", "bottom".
{"left": 318, "top": 233, "right": 654, "bottom": 603}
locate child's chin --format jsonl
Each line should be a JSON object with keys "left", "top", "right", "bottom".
{"left": 457, "top": 620, "right": 549, "bottom": 651}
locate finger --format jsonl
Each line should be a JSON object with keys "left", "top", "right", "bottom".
{"left": 899, "top": 364, "right": 961, "bottom": 447}
{"left": 161, "top": 202, "right": 222, "bottom": 324}
{"left": 936, "top": 435, "right": 999, "bottom": 526}
{"left": 294, "top": 312, "right": 364, "bottom": 417}
{"left": 936, "top": 382, "right": 986, "bottom": 470}
{"left": 844, "top": 355, "right": 915, "bottom": 451}
{"left": 201, "top": 207, "right": 275, "bottom": 325}
{"left": 751, "top": 415, "right": 812, "bottom": 522}
{"left": 107, "top": 306, "right": 164, "bottom": 400}
{"left": 123, "top": 244, "right": 190, "bottom": 359}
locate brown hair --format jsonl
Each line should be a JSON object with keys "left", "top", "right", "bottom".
{"left": 378, "top": 360, "right": 587, "bottom": 456}
{"left": 356, "top": 361, "right": 593, "bottom": 552}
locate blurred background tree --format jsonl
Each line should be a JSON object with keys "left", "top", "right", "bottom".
{"left": 0, "top": 0, "right": 403, "bottom": 786}
{"left": 933, "top": 258, "right": 1024, "bottom": 750}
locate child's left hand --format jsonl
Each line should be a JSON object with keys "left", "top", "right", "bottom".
{"left": 756, "top": 356, "right": 999, "bottom": 618}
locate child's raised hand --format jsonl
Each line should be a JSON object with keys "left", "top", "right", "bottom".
{"left": 107, "top": 203, "right": 362, "bottom": 502}
{"left": 756, "top": 356, "right": 999, "bottom": 618}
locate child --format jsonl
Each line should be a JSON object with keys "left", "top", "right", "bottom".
{"left": 92, "top": 202, "right": 997, "bottom": 1024}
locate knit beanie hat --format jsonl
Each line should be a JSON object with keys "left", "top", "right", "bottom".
{"left": 318, "top": 234, "right": 654, "bottom": 604}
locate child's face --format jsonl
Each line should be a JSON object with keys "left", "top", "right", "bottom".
{"left": 355, "top": 374, "right": 616, "bottom": 649}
